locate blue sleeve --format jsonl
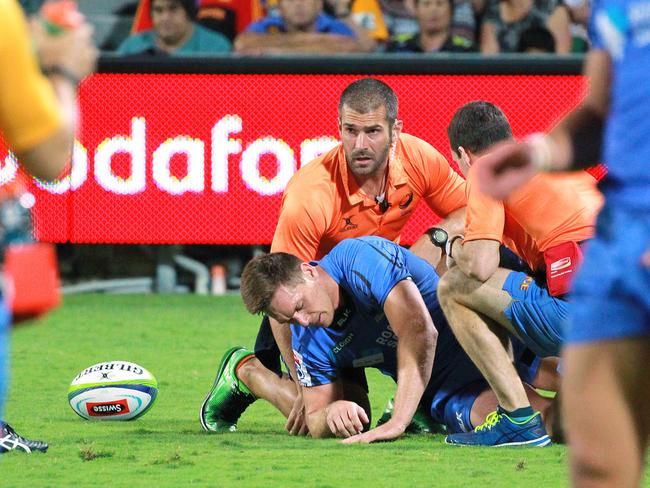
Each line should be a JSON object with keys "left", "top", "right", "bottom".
{"left": 291, "top": 326, "right": 339, "bottom": 387}
{"left": 327, "top": 20, "right": 356, "bottom": 37}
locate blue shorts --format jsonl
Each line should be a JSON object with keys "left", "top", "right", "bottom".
{"left": 434, "top": 339, "right": 542, "bottom": 434}
{"left": 502, "top": 271, "right": 567, "bottom": 357}
{"left": 567, "top": 205, "right": 650, "bottom": 343}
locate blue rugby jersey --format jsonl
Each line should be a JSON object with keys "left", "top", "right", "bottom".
{"left": 590, "top": 0, "right": 650, "bottom": 210}
{"left": 290, "top": 236, "right": 485, "bottom": 405}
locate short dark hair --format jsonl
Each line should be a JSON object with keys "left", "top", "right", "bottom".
{"left": 415, "top": 0, "right": 454, "bottom": 13}
{"left": 518, "top": 26, "right": 556, "bottom": 53}
{"left": 338, "top": 78, "right": 398, "bottom": 125}
{"left": 240, "top": 252, "right": 304, "bottom": 315}
{"left": 151, "top": 0, "right": 198, "bottom": 20}
{"left": 447, "top": 101, "right": 512, "bottom": 155}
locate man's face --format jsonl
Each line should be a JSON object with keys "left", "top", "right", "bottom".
{"left": 416, "top": 0, "right": 451, "bottom": 34}
{"left": 268, "top": 271, "right": 336, "bottom": 327}
{"left": 279, "top": 0, "right": 322, "bottom": 31}
{"left": 339, "top": 104, "right": 399, "bottom": 177}
{"left": 152, "top": 0, "right": 192, "bottom": 46}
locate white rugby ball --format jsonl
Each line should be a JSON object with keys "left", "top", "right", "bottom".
{"left": 68, "top": 361, "right": 158, "bottom": 421}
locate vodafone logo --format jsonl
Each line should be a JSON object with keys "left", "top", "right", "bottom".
{"left": 1, "top": 116, "right": 338, "bottom": 197}
{"left": 87, "top": 399, "right": 130, "bottom": 416}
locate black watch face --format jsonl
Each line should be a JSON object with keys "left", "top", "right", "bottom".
{"left": 429, "top": 228, "right": 448, "bottom": 247}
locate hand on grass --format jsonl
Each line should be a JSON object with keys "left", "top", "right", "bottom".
{"left": 325, "top": 400, "right": 369, "bottom": 438}
{"left": 341, "top": 420, "right": 405, "bottom": 444}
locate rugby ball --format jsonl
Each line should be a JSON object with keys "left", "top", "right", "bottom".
{"left": 68, "top": 361, "right": 158, "bottom": 421}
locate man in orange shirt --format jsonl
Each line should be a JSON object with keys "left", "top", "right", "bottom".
{"left": 434, "top": 101, "right": 602, "bottom": 446}
{"left": 200, "top": 77, "right": 466, "bottom": 435}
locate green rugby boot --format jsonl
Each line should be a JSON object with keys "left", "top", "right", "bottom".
{"left": 200, "top": 347, "right": 256, "bottom": 433}
{"left": 376, "top": 397, "right": 446, "bottom": 435}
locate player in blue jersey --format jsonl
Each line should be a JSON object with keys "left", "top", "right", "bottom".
{"left": 240, "top": 236, "right": 556, "bottom": 442}
{"left": 474, "top": 0, "right": 650, "bottom": 483}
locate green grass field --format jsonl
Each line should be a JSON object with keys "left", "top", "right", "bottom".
{"left": 2, "top": 294, "right": 573, "bottom": 487}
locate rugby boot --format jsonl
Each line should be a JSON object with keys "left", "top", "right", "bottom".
{"left": 0, "top": 422, "right": 48, "bottom": 453}
{"left": 445, "top": 410, "right": 551, "bottom": 447}
{"left": 200, "top": 347, "right": 256, "bottom": 433}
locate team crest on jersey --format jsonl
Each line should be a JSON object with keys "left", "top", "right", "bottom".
{"left": 398, "top": 191, "right": 414, "bottom": 209}
{"left": 292, "top": 350, "right": 312, "bottom": 387}
{"left": 520, "top": 276, "right": 533, "bottom": 291}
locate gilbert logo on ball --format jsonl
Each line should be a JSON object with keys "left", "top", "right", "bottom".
{"left": 68, "top": 361, "right": 158, "bottom": 420}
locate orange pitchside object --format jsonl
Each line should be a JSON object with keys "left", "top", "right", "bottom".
{"left": 4, "top": 243, "right": 61, "bottom": 321}
{"left": 40, "top": 0, "right": 83, "bottom": 33}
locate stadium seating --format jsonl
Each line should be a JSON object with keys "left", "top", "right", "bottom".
{"left": 77, "top": 0, "right": 137, "bottom": 51}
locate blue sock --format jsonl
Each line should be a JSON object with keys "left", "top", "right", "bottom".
{"left": 498, "top": 405, "right": 535, "bottom": 422}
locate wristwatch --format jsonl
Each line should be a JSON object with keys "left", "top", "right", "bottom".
{"left": 426, "top": 227, "right": 448, "bottom": 248}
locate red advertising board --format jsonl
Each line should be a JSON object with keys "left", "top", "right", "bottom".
{"left": 1, "top": 74, "right": 587, "bottom": 245}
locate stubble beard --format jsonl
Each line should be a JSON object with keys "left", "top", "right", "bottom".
{"left": 346, "top": 140, "right": 392, "bottom": 178}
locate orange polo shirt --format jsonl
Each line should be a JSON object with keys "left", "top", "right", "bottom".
{"left": 464, "top": 169, "right": 604, "bottom": 272}
{"left": 271, "top": 133, "right": 466, "bottom": 260}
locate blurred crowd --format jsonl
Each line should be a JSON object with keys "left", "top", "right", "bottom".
{"left": 20, "top": 0, "right": 593, "bottom": 57}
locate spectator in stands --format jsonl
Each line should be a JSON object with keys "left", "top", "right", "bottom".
{"left": 378, "top": 0, "right": 475, "bottom": 46}
{"left": 117, "top": 0, "right": 231, "bottom": 55}
{"left": 479, "top": 0, "right": 571, "bottom": 54}
{"left": 563, "top": 0, "right": 590, "bottom": 52}
{"left": 324, "top": 0, "right": 388, "bottom": 49}
{"left": 234, "top": 0, "right": 368, "bottom": 54}
{"left": 517, "top": 25, "right": 555, "bottom": 53}
{"left": 385, "top": 0, "right": 475, "bottom": 52}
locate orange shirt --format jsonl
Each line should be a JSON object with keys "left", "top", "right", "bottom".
{"left": 464, "top": 169, "right": 604, "bottom": 272}
{"left": 271, "top": 133, "right": 466, "bottom": 260}
{"left": 0, "top": 0, "right": 62, "bottom": 154}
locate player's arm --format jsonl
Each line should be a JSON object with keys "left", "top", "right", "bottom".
{"left": 1, "top": 8, "right": 96, "bottom": 181}
{"left": 270, "top": 196, "right": 329, "bottom": 431}
{"left": 409, "top": 207, "right": 466, "bottom": 276}
{"left": 302, "top": 380, "right": 369, "bottom": 438}
{"left": 449, "top": 237, "right": 501, "bottom": 283}
{"left": 475, "top": 49, "right": 612, "bottom": 199}
{"left": 343, "top": 279, "right": 436, "bottom": 444}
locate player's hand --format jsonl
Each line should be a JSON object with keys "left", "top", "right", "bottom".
{"left": 474, "top": 140, "right": 539, "bottom": 200}
{"left": 30, "top": 16, "right": 98, "bottom": 82}
{"left": 285, "top": 390, "right": 309, "bottom": 436}
{"left": 325, "top": 400, "right": 369, "bottom": 438}
{"left": 341, "top": 420, "right": 406, "bottom": 444}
